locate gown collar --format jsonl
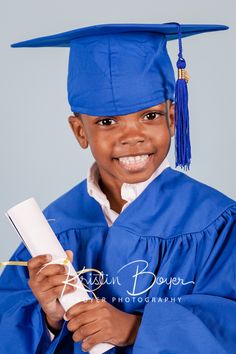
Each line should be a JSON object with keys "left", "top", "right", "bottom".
{"left": 86, "top": 158, "right": 170, "bottom": 226}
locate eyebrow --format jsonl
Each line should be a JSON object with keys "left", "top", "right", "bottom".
{"left": 93, "top": 106, "right": 167, "bottom": 119}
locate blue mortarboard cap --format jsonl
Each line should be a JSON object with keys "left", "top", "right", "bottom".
{"left": 11, "top": 23, "right": 229, "bottom": 169}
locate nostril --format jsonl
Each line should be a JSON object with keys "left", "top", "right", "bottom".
{"left": 121, "top": 137, "right": 145, "bottom": 145}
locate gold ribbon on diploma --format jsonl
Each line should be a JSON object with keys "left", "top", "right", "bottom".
{"left": 0, "top": 261, "right": 28, "bottom": 266}
{"left": 0, "top": 258, "right": 104, "bottom": 300}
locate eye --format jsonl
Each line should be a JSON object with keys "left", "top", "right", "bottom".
{"left": 143, "top": 112, "right": 164, "bottom": 121}
{"left": 97, "top": 118, "right": 116, "bottom": 126}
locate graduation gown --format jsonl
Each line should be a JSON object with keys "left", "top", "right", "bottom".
{"left": 0, "top": 167, "right": 236, "bottom": 354}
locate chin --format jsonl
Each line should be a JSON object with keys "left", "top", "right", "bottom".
{"left": 119, "top": 169, "right": 157, "bottom": 184}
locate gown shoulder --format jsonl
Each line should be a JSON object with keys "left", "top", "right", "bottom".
{"left": 114, "top": 168, "right": 236, "bottom": 238}
{"left": 43, "top": 178, "right": 107, "bottom": 234}
{"left": 42, "top": 167, "right": 236, "bottom": 239}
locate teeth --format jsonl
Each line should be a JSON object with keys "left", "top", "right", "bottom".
{"left": 118, "top": 154, "right": 149, "bottom": 164}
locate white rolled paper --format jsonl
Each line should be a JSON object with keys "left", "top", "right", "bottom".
{"left": 6, "top": 197, "right": 114, "bottom": 354}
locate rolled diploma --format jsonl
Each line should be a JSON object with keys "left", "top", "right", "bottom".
{"left": 6, "top": 197, "right": 114, "bottom": 354}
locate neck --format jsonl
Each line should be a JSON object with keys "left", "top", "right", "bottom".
{"left": 98, "top": 178, "right": 126, "bottom": 214}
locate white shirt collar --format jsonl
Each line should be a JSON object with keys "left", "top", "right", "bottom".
{"left": 87, "top": 158, "right": 170, "bottom": 226}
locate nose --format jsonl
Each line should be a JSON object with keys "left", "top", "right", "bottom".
{"left": 119, "top": 122, "right": 145, "bottom": 146}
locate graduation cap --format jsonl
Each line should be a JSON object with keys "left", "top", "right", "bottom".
{"left": 11, "top": 23, "right": 229, "bottom": 169}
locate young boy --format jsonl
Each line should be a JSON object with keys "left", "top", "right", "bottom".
{"left": 0, "top": 23, "right": 236, "bottom": 354}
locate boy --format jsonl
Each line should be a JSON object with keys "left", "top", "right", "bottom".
{"left": 0, "top": 23, "right": 236, "bottom": 354}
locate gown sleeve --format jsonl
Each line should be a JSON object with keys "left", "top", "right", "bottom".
{"left": 132, "top": 205, "right": 236, "bottom": 354}
{"left": 0, "top": 237, "right": 75, "bottom": 354}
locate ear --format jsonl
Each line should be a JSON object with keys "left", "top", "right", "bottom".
{"left": 68, "top": 115, "right": 89, "bottom": 149}
{"left": 168, "top": 101, "right": 175, "bottom": 137}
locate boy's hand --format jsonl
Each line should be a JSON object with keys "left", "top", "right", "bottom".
{"left": 65, "top": 299, "right": 142, "bottom": 352}
{"left": 27, "top": 250, "right": 76, "bottom": 332}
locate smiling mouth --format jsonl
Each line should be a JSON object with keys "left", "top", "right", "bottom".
{"left": 113, "top": 153, "right": 154, "bottom": 171}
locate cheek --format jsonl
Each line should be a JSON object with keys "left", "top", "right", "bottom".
{"left": 88, "top": 135, "right": 114, "bottom": 161}
{"left": 151, "top": 125, "right": 170, "bottom": 147}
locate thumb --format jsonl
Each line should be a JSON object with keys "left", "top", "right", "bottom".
{"left": 65, "top": 250, "right": 73, "bottom": 263}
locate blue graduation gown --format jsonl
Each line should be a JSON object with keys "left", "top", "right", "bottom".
{"left": 0, "top": 167, "right": 236, "bottom": 354}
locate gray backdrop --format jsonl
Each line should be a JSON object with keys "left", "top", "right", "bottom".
{"left": 0, "top": 0, "right": 235, "bottom": 265}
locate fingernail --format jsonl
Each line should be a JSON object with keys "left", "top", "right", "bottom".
{"left": 63, "top": 314, "right": 69, "bottom": 321}
{"left": 82, "top": 340, "right": 89, "bottom": 352}
{"left": 45, "top": 254, "right": 52, "bottom": 261}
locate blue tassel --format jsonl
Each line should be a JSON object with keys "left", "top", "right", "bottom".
{"left": 174, "top": 26, "right": 191, "bottom": 170}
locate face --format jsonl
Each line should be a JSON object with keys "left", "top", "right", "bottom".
{"left": 68, "top": 101, "right": 175, "bottom": 188}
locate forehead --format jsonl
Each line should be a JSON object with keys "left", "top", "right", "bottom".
{"left": 79, "top": 101, "right": 169, "bottom": 120}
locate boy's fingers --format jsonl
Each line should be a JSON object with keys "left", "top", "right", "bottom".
{"left": 67, "top": 311, "right": 98, "bottom": 332}
{"left": 35, "top": 264, "right": 68, "bottom": 282}
{"left": 72, "top": 320, "right": 102, "bottom": 343}
{"left": 84, "top": 330, "right": 111, "bottom": 352}
{"left": 27, "top": 250, "right": 73, "bottom": 282}
{"left": 27, "top": 254, "right": 52, "bottom": 274}
{"left": 39, "top": 274, "right": 77, "bottom": 292}
{"left": 81, "top": 328, "right": 108, "bottom": 350}
{"left": 66, "top": 299, "right": 100, "bottom": 319}
{"left": 42, "top": 283, "right": 77, "bottom": 304}
{"left": 35, "top": 266, "right": 72, "bottom": 286}
{"left": 28, "top": 250, "right": 72, "bottom": 275}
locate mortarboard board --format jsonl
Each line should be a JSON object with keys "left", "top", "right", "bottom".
{"left": 11, "top": 23, "right": 229, "bottom": 169}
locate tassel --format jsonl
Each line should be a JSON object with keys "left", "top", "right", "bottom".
{"left": 175, "top": 25, "right": 191, "bottom": 170}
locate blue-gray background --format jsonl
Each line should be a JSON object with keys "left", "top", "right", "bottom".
{"left": 0, "top": 0, "right": 235, "bottom": 265}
